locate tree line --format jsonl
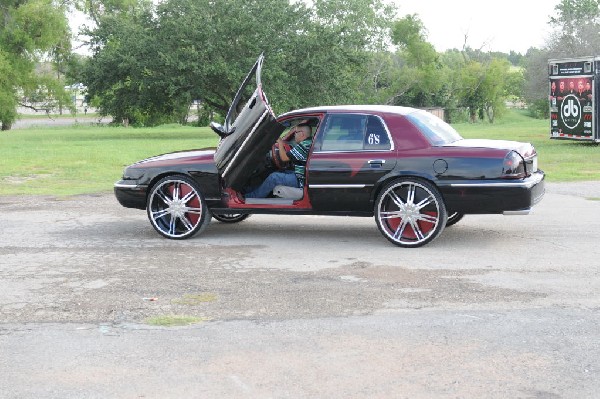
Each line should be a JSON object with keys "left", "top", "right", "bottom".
{"left": 1, "top": 0, "right": 598, "bottom": 130}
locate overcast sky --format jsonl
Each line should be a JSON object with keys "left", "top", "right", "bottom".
{"left": 393, "top": 0, "right": 558, "bottom": 53}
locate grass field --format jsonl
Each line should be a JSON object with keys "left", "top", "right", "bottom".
{"left": 1, "top": 110, "right": 598, "bottom": 196}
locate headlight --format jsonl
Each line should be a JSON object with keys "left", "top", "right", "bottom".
{"left": 122, "top": 167, "right": 145, "bottom": 180}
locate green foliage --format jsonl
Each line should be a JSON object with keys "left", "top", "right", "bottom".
{"left": 550, "top": 0, "right": 600, "bottom": 35}
{"left": 392, "top": 14, "right": 437, "bottom": 67}
{"left": 444, "top": 55, "right": 515, "bottom": 123}
{"left": 0, "top": 0, "right": 70, "bottom": 130}
{"left": 73, "top": 0, "right": 143, "bottom": 24}
{"left": 82, "top": 0, "right": 394, "bottom": 126}
{"left": 380, "top": 16, "right": 515, "bottom": 123}
{"left": 527, "top": 98, "right": 551, "bottom": 119}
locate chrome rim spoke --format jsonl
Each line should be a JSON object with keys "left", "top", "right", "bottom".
{"left": 393, "top": 220, "right": 408, "bottom": 239}
{"left": 156, "top": 189, "right": 172, "bottom": 205}
{"left": 152, "top": 209, "right": 170, "bottom": 220}
{"left": 415, "top": 195, "right": 434, "bottom": 210}
{"left": 168, "top": 215, "right": 177, "bottom": 235}
{"left": 181, "top": 190, "right": 196, "bottom": 204}
{"left": 409, "top": 220, "right": 425, "bottom": 240}
{"left": 406, "top": 184, "right": 416, "bottom": 204}
{"left": 389, "top": 191, "right": 405, "bottom": 208}
{"left": 380, "top": 210, "right": 401, "bottom": 219}
{"left": 173, "top": 182, "right": 182, "bottom": 201}
{"left": 179, "top": 215, "right": 194, "bottom": 231}
{"left": 418, "top": 213, "right": 438, "bottom": 224}
{"left": 184, "top": 207, "right": 203, "bottom": 215}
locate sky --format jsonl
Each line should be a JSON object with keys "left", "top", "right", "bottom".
{"left": 393, "top": 0, "right": 558, "bottom": 54}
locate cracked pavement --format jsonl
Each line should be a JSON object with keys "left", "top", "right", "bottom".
{"left": 1, "top": 182, "right": 600, "bottom": 398}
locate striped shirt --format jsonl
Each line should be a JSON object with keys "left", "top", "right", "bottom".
{"left": 287, "top": 138, "right": 312, "bottom": 187}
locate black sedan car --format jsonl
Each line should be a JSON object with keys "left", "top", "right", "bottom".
{"left": 115, "top": 55, "right": 545, "bottom": 247}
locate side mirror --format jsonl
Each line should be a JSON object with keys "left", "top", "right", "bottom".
{"left": 210, "top": 122, "right": 227, "bottom": 138}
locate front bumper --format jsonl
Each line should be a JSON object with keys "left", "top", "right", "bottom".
{"left": 114, "top": 180, "right": 148, "bottom": 210}
{"left": 439, "top": 171, "right": 545, "bottom": 214}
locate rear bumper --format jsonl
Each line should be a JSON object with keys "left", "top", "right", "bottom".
{"left": 439, "top": 171, "right": 545, "bottom": 214}
{"left": 114, "top": 180, "right": 147, "bottom": 210}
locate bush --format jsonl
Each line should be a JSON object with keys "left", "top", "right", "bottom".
{"left": 526, "top": 99, "right": 549, "bottom": 119}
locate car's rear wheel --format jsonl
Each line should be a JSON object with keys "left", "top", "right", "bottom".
{"left": 375, "top": 178, "right": 447, "bottom": 247}
{"left": 212, "top": 213, "right": 251, "bottom": 223}
{"left": 446, "top": 212, "right": 464, "bottom": 227}
{"left": 147, "top": 175, "right": 211, "bottom": 239}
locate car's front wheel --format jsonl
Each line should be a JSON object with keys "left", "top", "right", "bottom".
{"left": 375, "top": 178, "right": 447, "bottom": 247}
{"left": 147, "top": 175, "right": 211, "bottom": 239}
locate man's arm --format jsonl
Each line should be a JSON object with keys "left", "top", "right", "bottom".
{"left": 277, "top": 139, "right": 290, "bottom": 162}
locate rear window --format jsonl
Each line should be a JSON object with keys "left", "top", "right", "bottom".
{"left": 406, "top": 111, "right": 462, "bottom": 146}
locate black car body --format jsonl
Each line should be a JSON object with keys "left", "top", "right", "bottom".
{"left": 115, "top": 55, "right": 545, "bottom": 247}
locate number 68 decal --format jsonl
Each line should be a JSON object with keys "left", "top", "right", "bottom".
{"left": 367, "top": 133, "right": 380, "bottom": 145}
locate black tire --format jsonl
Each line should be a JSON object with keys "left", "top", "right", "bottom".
{"left": 212, "top": 213, "right": 251, "bottom": 223}
{"left": 375, "top": 178, "right": 447, "bottom": 247}
{"left": 146, "top": 175, "right": 211, "bottom": 239}
{"left": 445, "top": 212, "right": 465, "bottom": 227}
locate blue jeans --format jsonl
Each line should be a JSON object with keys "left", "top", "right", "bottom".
{"left": 245, "top": 170, "right": 298, "bottom": 198}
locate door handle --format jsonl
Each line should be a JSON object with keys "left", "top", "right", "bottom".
{"left": 368, "top": 159, "right": 385, "bottom": 168}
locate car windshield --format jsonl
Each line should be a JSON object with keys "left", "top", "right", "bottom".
{"left": 406, "top": 111, "right": 463, "bottom": 146}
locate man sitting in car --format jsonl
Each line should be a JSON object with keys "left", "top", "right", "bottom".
{"left": 244, "top": 123, "right": 312, "bottom": 198}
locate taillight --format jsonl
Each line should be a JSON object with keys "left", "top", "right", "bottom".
{"left": 502, "top": 151, "right": 526, "bottom": 178}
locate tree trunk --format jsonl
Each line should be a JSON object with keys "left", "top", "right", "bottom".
{"left": 486, "top": 106, "right": 495, "bottom": 123}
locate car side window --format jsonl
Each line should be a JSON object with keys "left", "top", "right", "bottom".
{"left": 364, "top": 115, "right": 390, "bottom": 150}
{"left": 318, "top": 114, "right": 390, "bottom": 151}
{"left": 319, "top": 114, "right": 366, "bottom": 151}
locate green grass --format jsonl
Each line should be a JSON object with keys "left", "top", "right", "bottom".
{"left": 0, "top": 124, "right": 218, "bottom": 196}
{"left": 1, "top": 109, "right": 598, "bottom": 197}
{"left": 144, "top": 315, "right": 208, "bottom": 327}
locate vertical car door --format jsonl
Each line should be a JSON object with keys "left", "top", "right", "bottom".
{"left": 212, "top": 54, "right": 285, "bottom": 190}
{"left": 307, "top": 113, "right": 397, "bottom": 212}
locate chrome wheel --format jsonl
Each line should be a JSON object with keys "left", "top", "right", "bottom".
{"left": 212, "top": 213, "right": 251, "bottom": 223}
{"left": 375, "top": 179, "right": 447, "bottom": 247}
{"left": 147, "top": 176, "right": 210, "bottom": 239}
{"left": 446, "top": 212, "right": 464, "bottom": 227}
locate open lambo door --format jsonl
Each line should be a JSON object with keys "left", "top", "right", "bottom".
{"left": 212, "top": 54, "right": 285, "bottom": 190}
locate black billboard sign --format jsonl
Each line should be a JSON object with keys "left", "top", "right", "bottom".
{"left": 549, "top": 76, "right": 594, "bottom": 138}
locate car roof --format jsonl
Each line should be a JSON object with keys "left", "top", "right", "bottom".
{"left": 279, "top": 104, "right": 421, "bottom": 118}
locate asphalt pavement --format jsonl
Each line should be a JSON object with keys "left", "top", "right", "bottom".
{"left": 1, "top": 182, "right": 600, "bottom": 398}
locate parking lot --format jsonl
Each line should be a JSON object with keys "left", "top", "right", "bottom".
{"left": 1, "top": 182, "right": 600, "bottom": 398}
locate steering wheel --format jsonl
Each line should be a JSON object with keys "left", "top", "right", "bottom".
{"left": 270, "top": 141, "right": 292, "bottom": 170}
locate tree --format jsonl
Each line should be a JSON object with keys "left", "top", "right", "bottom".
{"left": 523, "top": 0, "right": 600, "bottom": 117}
{"left": 0, "top": 0, "right": 70, "bottom": 130}
{"left": 523, "top": 48, "right": 551, "bottom": 118}
{"left": 73, "top": 0, "right": 141, "bottom": 25}
{"left": 377, "top": 14, "right": 448, "bottom": 108}
{"left": 82, "top": 0, "right": 394, "bottom": 126}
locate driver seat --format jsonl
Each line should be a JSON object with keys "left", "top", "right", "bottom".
{"left": 273, "top": 185, "right": 303, "bottom": 200}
